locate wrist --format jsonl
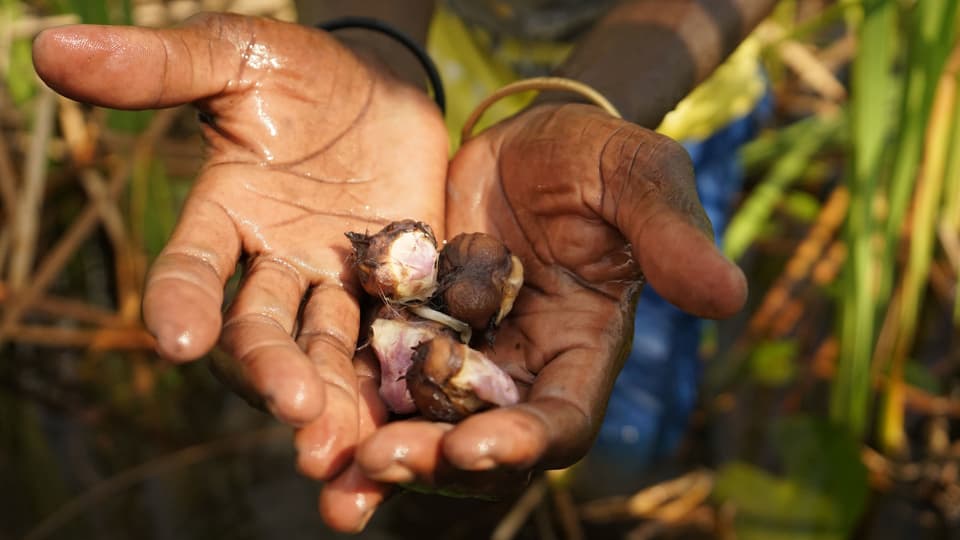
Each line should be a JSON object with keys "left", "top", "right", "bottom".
{"left": 333, "top": 30, "right": 429, "bottom": 91}
{"left": 315, "top": 17, "right": 445, "bottom": 113}
{"left": 298, "top": 1, "right": 436, "bottom": 93}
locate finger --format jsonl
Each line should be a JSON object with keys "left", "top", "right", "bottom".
{"left": 355, "top": 421, "right": 453, "bottom": 484}
{"left": 355, "top": 420, "right": 530, "bottom": 496}
{"left": 440, "top": 396, "right": 592, "bottom": 474}
{"left": 318, "top": 462, "right": 392, "bottom": 534}
{"left": 220, "top": 256, "right": 324, "bottom": 425}
{"left": 598, "top": 122, "right": 747, "bottom": 319}
{"left": 143, "top": 194, "right": 241, "bottom": 362}
{"left": 291, "top": 284, "right": 369, "bottom": 478}
{"left": 33, "top": 13, "right": 247, "bottom": 109}
{"left": 442, "top": 317, "right": 622, "bottom": 471}
{"left": 295, "top": 347, "right": 388, "bottom": 480}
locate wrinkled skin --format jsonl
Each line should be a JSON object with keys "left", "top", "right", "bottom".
{"left": 348, "top": 103, "right": 748, "bottom": 513}
{"left": 32, "top": 13, "right": 747, "bottom": 533}
{"left": 33, "top": 13, "right": 446, "bottom": 531}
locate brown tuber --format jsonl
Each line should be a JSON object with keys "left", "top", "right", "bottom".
{"left": 350, "top": 222, "right": 523, "bottom": 422}
{"left": 346, "top": 220, "right": 439, "bottom": 304}
{"left": 436, "top": 233, "right": 524, "bottom": 336}
{"left": 406, "top": 333, "right": 519, "bottom": 423}
{"left": 368, "top": 306, "right": 456, "bottom": 414}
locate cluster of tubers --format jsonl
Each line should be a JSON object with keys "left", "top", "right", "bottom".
{"left": 346, "top": 220, "right": 522, "bottom": 422}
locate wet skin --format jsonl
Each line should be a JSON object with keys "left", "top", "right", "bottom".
{"left": 32, "top": 13, "right": 746, "bottom": 532}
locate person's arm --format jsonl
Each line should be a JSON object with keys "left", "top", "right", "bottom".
{"left": 294, "top": 0, "right": 436, "bottom": 91}
{"left": 542, "top": 0, "right": 777, "bottom": 127}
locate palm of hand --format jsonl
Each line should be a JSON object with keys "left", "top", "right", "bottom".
{"left": 33, "top": 14, "right": 449, "bottom": 521}
{"left": 347, "top": 105, "right": 747, "bottom": 513}
{"left": 133, "top": 15, "right": 448, "bottom": 371}
{"left": 150, "top": 17, "right": 450, "bottom": 426}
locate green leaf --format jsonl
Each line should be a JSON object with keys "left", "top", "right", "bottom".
{"left": 2, "top": 3, "right": 36, "bottom": 104}
{"left": 832, "top": 0, "right": 897, "bottom": 440}
{"left": 714, "top": 463, "right": 844, "bottom": 540}
{"left": 748, "top": 339, "right": 797, "bottom": 387}
{"left": 714, "top": 416, "right": 869, "bottom": 540}
{"left": 7, "top": 38, "right": 36, "bottom": 104}
{"left": 773, "top": 416, "right": 869, "bottom": 532}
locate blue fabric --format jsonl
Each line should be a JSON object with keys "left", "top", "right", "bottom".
{"left": 585, "top": 91, "right": 773, "bottom": 483}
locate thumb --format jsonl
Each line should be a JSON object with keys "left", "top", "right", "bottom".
{"left": 33, "top": 13, "right": 253, "bottom": 109}
{"left": 600, "top": 123, "right": 747, "bottom": 319}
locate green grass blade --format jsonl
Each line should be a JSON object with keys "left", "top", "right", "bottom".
{"left": 830, "top": 0, "right": 897, "bottom": 438}
{"left": 942, "top": 58, "right": 960, "bottom": 326}
{"left": 882, "top": 0, "right": 959, "bottom": 296}
{"left": 882, "top": 47, "right": 959, "bottom": 454}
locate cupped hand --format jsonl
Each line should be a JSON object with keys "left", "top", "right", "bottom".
{"left": 345, "top": 103, "right": 748, "bottom": 513}
{"left": 33, "top": 12, "right": 449, "bottom": 530}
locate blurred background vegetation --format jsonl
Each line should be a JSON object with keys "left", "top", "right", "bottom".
{"left": 1, "top": 0, "right": 959, "bottom": 539}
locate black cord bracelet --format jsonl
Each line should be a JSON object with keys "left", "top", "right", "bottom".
{"left": 316, "top": 16, "right": 446, "bottom": 115}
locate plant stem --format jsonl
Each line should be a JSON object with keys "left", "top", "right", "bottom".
{"left": 881, "top": 44, "right": 960, "bottom": 455}
{"left": 830, "top": 0, "right": 896, "bottom": 438}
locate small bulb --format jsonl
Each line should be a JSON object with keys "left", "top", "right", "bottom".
{"left": 436, "top": 233, "right": 524, "bottom": 340}
{"left": 346, "top": 220, "right": 439, "bottom": 304}
{"left": 406, "top": 333, "right": 519, "bottom": 422}
{"left": 368, "top": 307, "right": 455, "bottom": 414}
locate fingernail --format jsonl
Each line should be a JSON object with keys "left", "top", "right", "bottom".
{"left": 376, "top": 463, "right": 415, "bottom": 483}
{"left": 354, "top": 508, "right": 376, "bottom": 533}
{"left": 468, "top": 457, "right": 497, "bottom": 471}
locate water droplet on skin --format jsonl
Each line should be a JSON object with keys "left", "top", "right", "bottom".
{"left": 175, "top": 330, "right": 192, "bottom": 349}
{"left": 392, "top": 445, "right": 410, "bottom": 460}
{"left": 253, "top": 94, "right": 278, "bottom": 139}
{"left": 244, "top": 42, "right": 283, "bottom": 70}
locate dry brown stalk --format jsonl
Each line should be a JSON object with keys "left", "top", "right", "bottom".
{"left": 778, "top": 39, "right": 847, "bottom": 102}
{"left": 757, "top": 21, "right": 847, "bottom": 102}
{"left": 776, "top": 93, "right": 842, "bottom": 117}
{"left": 812, "top": 335, "right": 960, "bottom": 418}
{"left": 882, "top": 44, "right": 960, "bottom": 455}
{"left": 548, "top": 470, "right": 585, "bottom": 540}
{"left": 58, "top": 96, "right": 97, "bottom": 165}
{"left": 0, "top": 229, "right": 8, "bottom": 276}
{"left": 818, "top": 32, "right": 855, "bottom": 72}
{"left": 929, "top": 259, "right": 955, "bottom": 305}
{"left": 8, "top": 87, "right": 56, "bottom": 289}
{"left": 580, "top": 469, "right": 714, "bottom": 523}
{"left": 8, "top": 324, "right": 156, "bottom": 350}
{"left": 780, "top": 336, "right": 839, "bottom": 413}
{"left": 646, "top": 471, "right": 713, "bottom": 523}
{"left": 492, "top": 476, "right": 549, "bottom": 540}
{"left": 0, "top": 279, "right": 119, "bottom": 326}
{"left": 79, "top": 169, "right": 142, "bottom": 322}
{"left": 811, "top": 240, "right": 847, "bottom": 285}
{"left": 0, "top": 108, "right": 180, "bottom": 346}
{"left": 534, "top": 502, "right": 559, "bottom": 540}
{"left": 938, "top": 222, "right": 960, "bottom": 275}
{"left": 768, "top": 299, "right": 804, "bottom": 338}
{"left": 0, "top": 123, "right": 19, "bottom": 231}
{"left": 861, "top": 446, "right": 894, "bottom": 491}
{"left": 747, "top": 186, "right": 850, "bottom": 337}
